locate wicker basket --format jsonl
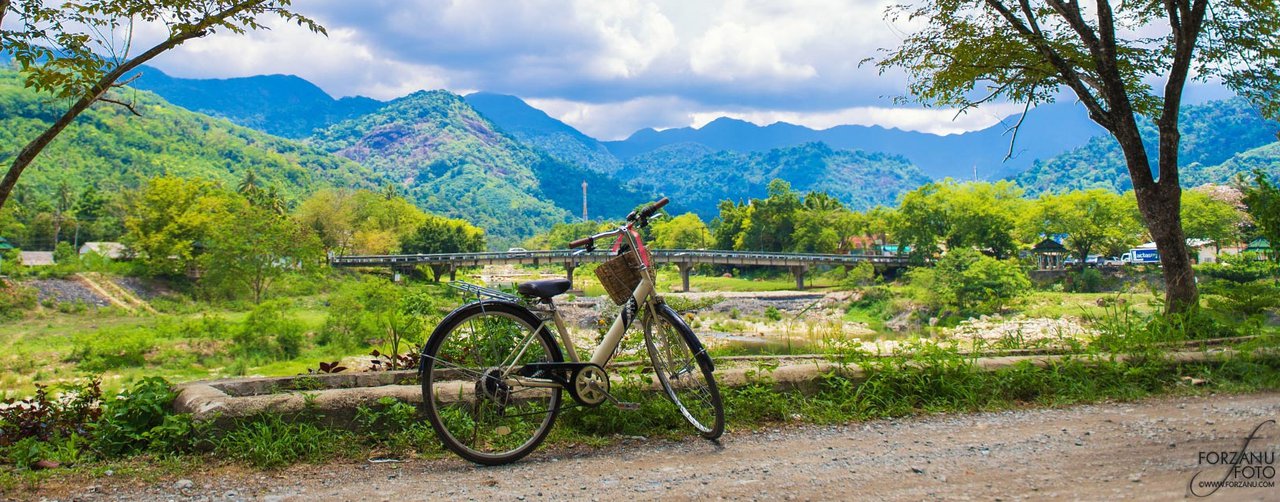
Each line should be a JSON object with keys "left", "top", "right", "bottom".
{"left": 595, "top": 252, "right": 642, "bottom": 305}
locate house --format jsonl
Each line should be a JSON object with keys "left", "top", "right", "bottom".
{"left": 1246, "top": 238, "right": 1272, "bottom": 259}
{"left": 79, "top": 241, "right": 127, "bottom": 260}
{"left": 0, "top": 237, "right": 14, "bottom": 252}
{"left": 20, "top": 251, "right": 55, "bottom": 266}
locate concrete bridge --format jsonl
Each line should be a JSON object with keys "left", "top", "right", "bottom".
{"left": 330, "top": 250, "right": 910, "bottom": 291}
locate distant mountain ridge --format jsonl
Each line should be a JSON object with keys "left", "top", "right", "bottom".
{"left": 604, "top": 102, "right": 1108, "bottom": 181}
{"left": 129, "top": 66, "right": 385, "bottom": 139}
{"left": 465, "top": 92, "right": 621, "bottom": 174}
{"left": 1011, "top": 99, "right": 1280, "bottom": 194}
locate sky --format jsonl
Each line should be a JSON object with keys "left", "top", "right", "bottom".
{"left": 120, "top": 0, "right": 1226, "bottom": 140}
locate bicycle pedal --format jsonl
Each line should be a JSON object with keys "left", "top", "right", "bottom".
{"left": 614, "top": 402, "right": 640, "bottom": 411}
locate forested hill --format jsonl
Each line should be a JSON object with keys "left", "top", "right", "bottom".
{"left": 0, "top": 68, "right": 381, "bottom": 211}
{"left": 619, "top": 142, "right": 931, "bottom": 219}
{"left": 1011, "top": 99, "right": 1280, "bottom": 194}
{"left": 128, "top": 65, "right": 385, "bottom": 139}
{"left": 309, "top": 90, "right": 649, "bottom": 244}
{"left": 465, "top": 92, "right": 621, "bottom": 175}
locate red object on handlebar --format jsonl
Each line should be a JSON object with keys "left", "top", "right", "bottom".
{"left": 569, "top": 236, "right": 594, "bottom": 249}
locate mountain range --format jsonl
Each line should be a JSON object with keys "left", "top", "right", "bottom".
{"left": 0, "top": 68, "right": 380, "bottom": 207}
{"left": 4, "top": 62, "right": 1277, "bottom": 247}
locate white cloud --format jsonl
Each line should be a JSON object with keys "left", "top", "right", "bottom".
{"left": 529, "top": 96, "right": 1028, "bottom": 140}
{"left": 143, "top": 17, "right": 451, "bottom": 100}
{"left": 688, "top": 102, "right": 1030, "bottom": 136}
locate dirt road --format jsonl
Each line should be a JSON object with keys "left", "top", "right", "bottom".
{"left": 28, "top": 392, "right": 1280, "bottom": 501}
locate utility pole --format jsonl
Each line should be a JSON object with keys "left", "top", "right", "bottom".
{"left": 581, "top": 180, "right": 588, "bottom": 222}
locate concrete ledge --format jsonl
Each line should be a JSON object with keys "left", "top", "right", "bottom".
{"left": 174, "top": 349, "right": 1246, "bottom": 428}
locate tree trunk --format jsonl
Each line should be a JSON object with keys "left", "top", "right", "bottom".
{"left": 1111, "top": 117, "right": 1199, "bottom": 314}
{"left": 1139, "top": 189, "right": 1197, "bottom": 312}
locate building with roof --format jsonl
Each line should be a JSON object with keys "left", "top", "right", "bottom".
{"left": 79, "top": 242, "right": 127, "bottom": 260}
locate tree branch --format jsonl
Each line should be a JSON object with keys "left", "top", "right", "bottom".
{"left": 1003, "top": 86, "right": 1038, "bottom": 161}
{"left": 983, "top": 0, "right": 1113, "bottom": 128}
{"left": 1156, "top": 0, "right": 1209, "bottom": 191}
{"left": 99, "top": 97, "right": 142, "bottom": 116}
{"left": 0, "top": 0, "right": 274, "bottom": 210}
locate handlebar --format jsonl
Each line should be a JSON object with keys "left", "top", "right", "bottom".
{"left": 627, "top": 197, "right": 669, "bottom": 223}
{"left": 568, "top": 197, "right": 669, "bottom": 249}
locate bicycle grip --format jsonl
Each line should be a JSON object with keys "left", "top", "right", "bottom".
{"left": 569, "top": 236, "right": 594, "bottom": 249}
{"left": 638, "top": 197, "right": 669, "bottom": 219}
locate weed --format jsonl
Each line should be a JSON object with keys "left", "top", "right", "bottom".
{"left": 217, "top": 414, "right": 351, "bottom": 469}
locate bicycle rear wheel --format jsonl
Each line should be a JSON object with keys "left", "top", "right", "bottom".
{"left": 644, "top": 303, "right": 724, "bottom": 439}
{"left": 421, "top": 301, "right": 563, "bottom": 465}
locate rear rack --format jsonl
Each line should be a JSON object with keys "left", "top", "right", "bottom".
{"left": 449, "top": 281, "right": 523, "bottom": 303}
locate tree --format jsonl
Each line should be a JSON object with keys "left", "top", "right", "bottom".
{"left": 202, "top": 201, "right": 319, "bottom": 303}
{"left": 402, "top": 215, "right": 486, "bottom": 255}
{"left": 122, "top": 176, "right": 233, "bottom": 276}
{"left": 735, "top": 179, "right": 802, "bottom": 252}
{"left": 0, "top": 0, "right": 324, "bottom": 211}
{"left": 650, "top": 213, "right": 710, "bottom": 249}
{"left": 711, "top": 200, "right": 749, "bottom": 251}
{"left": 295, "top": 188, "right": 357, "bottom": 257}
{"left": 1029, "top": 189, "right": 1143, "bottom": 268}
{"left": 892, "top": 180, "right": 1026, "bottom": 261}
{"left": 1242, "top": 171, "right": 1280, "bottom": 262}
{"left": 1181, "top": 189, "right": 1245, "bottom": 254}
{"left": 875, "top": 0, "right": 1280, "bottom": 312}
{"left": 401, "top": 214, "right": 485, "bottom": 281}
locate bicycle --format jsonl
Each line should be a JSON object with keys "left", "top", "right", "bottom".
{"left": 418, "top": 197, "right": 725, "bottom": 465}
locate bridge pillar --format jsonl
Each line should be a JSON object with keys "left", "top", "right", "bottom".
{"left": 676, "top": 262, "right": 694, "bottom": 292}
{"left": 790, "top": 265, "right": 808, "bottom": 290}
{"left": 565, "top": 263, "right": 576, "bottom": 289}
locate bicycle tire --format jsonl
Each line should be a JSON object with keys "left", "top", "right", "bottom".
{"left": 420, "top": 300, "right": 563, "bottom": 465}
{"left": 644, "top": 303, "right": 725, "bottom": 439}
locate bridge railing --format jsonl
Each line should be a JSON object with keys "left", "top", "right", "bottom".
{"left": 329, "top": 249, "right": 911, "bottom": 267}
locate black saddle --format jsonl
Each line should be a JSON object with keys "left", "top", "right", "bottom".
{"left": 517, "top": 279, "right": 571, "bottom": 299}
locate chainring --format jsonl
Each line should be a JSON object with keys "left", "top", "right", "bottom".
{"left": 568, "top": 364, "right": 610, "bottom": 407}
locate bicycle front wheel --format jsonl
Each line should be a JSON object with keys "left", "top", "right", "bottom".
{"left": 421, "top": 301, "right": 563, "bottom": 465}
{"left": 644, "top": 303, "right": 725, "bottom": 439}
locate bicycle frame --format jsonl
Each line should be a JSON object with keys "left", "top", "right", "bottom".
{"left": 501, "top": 221, "right": 661, "bottom": 388}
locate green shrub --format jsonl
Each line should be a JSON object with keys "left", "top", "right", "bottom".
{"left": 94, "top": 377, "right": 194, "bottom": 457}
{"left": 234, "top": 300, "right": 307, "bottom": 361}
{"left": 52, "top": 242, "right": 78, "bottom": 266}
{"left": 908, "top": 249, "right": 1030, "bottom": 316}
{"left": 0, "top": 282, "right": 37, "bottom": 320}
{"left": 318, "top": 277, "right": 401, "bottom": 348}
{"left": 841, "top": 261, "right": 876, "bottom": 288}
{"left": 1070, "top": 268, "right": 1104, "bottom": 293}
{"left": 1197, "top": 252, "right": 1277, "bottom": 283}
{"left": 69, "top": 328, "right": 157, "bottom": 371}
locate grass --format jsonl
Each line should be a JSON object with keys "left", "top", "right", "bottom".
{"left": 0, "top": 299, "right": 388, "bottom": 398}
{"left": 6, "top": 338, "right": 1278, "bottom": 493}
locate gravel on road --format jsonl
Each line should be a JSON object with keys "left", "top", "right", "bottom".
{"left": 21, "top": 392, "right": 1280, "bottom": 501}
